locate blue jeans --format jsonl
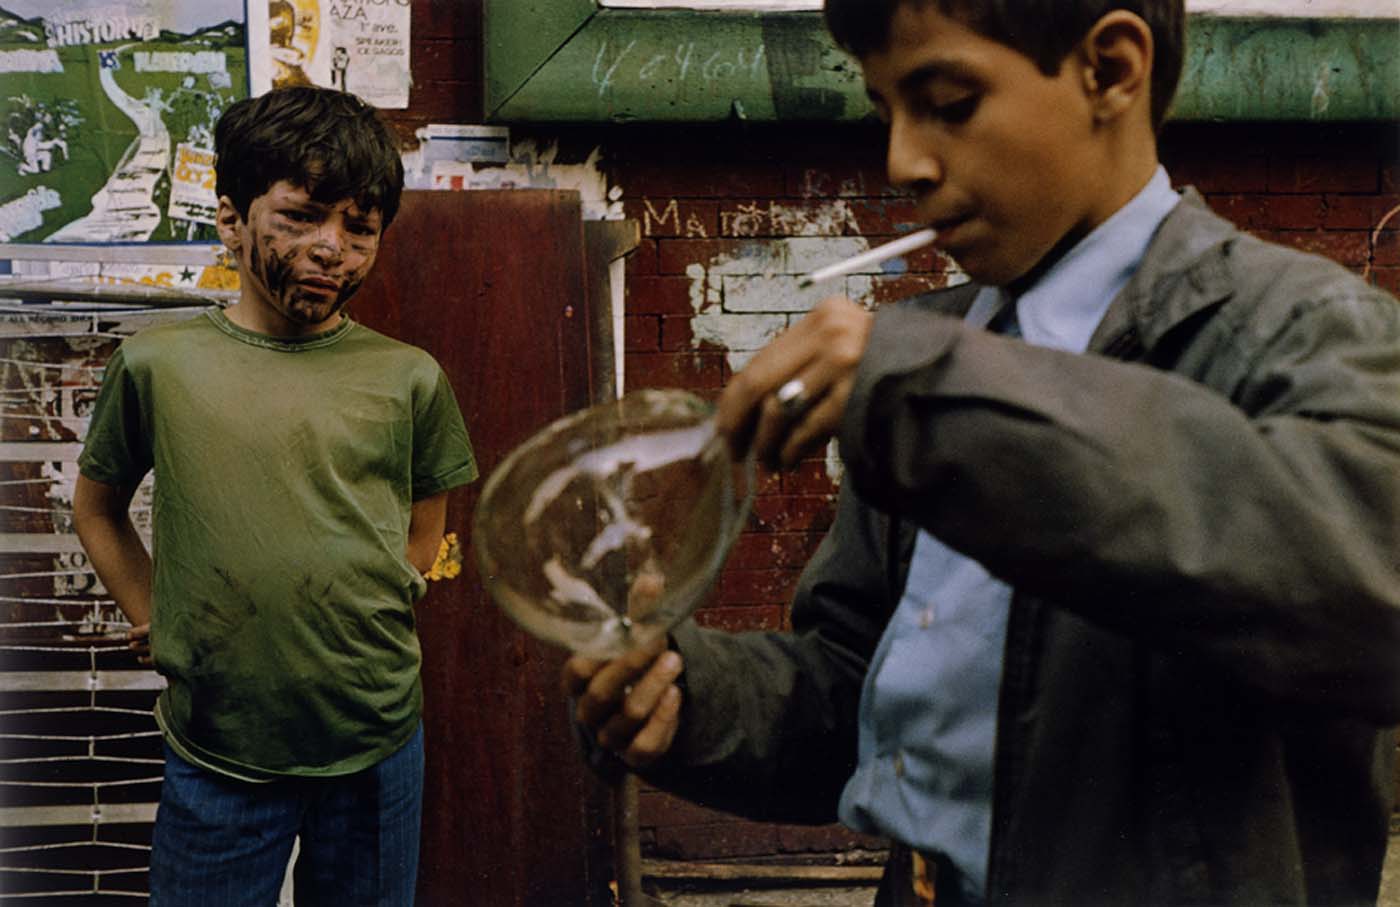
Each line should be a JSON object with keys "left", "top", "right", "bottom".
{"left": 149, "top": 726, "right": 424, "bottom": 907}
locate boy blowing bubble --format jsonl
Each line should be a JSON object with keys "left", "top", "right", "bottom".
{"left": 74, "top": 86, "right": 477, "bottom": 905}
{"left": 564, "top": 2, "right": 1400, "bottom": 904}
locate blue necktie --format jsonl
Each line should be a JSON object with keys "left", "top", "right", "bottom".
{"left": 988, "top": 296, "right": 1021, "bottom": 338}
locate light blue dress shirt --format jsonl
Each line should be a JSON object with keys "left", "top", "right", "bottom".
{"left": 838, "top": 167, "right": 1182, "bottom": 902}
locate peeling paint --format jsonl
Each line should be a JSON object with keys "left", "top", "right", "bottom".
{"left": 1310, "top": 62, "right": 1332, "bottom": 118}
{"left": 403, "top": 136, "right": 625, "bottom": 221}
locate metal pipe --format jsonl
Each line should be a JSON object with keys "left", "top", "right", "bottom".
{"left": 0, "top": 277, "right": 235, "bottom": 307}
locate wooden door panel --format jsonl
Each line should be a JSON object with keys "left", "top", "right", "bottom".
{"left": 353, "top": 189, "right": 604, "bottom": 906}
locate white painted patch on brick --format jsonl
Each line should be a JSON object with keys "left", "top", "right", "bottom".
{"left": 843, "top": 275, "right": 877, "bottom": 308}
{"left": 692, "top": 312, "right": 786, "bottom": 351}
{"left": 685, "top": 237, "right": 872, "bottom": 372}
{"left": 723, "top": 275, "right": 829, "bottom": 312}
{"left": 703, "top": 237, "right": 873, "bottom": 277}
{"left": 680, "top": 225, "right": 879, "bottom": 482}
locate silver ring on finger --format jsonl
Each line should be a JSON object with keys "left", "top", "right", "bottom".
{"left": 775, "top": 378, "right": 809, "bottom": 419}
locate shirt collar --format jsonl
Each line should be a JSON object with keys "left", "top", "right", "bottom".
{"left": 967, "top": 165, "right": 1181, "bottom": 353}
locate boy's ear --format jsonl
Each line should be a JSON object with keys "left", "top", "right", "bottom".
{"left": 215, "top": 196, "right": 243, "bottom": 252}
{"left": 1079, "top": 10, "right": 1153, "bottom": 126}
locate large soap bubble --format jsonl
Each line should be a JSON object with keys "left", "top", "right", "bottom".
{"left": 473, "top": 389, "right": 754, "bottom": 658}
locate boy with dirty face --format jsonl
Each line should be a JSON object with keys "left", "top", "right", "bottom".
{"left": 73, "top": 86, "right": 477, "bottom": 905}
{"left": 564, "top": 1, "right": 1400, "bottom": 904}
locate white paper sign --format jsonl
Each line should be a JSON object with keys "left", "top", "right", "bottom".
{"left": 257, "top": 0, "right": 412, "bottom": 109}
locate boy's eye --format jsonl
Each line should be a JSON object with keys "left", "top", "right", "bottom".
{"left": 917, "top": 93, "right": 979, "bottom": 125}
{"left": 279, "top": 209, "right": 317, "bottom": 223}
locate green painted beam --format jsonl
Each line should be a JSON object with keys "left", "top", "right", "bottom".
{"left": 490, "top": 12, "right": 864, "bottom": 122}
{"left": 1176, "top": 17, "right": 1399, "bottom": 120}
{"left": 483, "top": 3, "right": 1399, "bottom": 123}
{"left": 484, "top": 0, "right": 597, "bottom": 116}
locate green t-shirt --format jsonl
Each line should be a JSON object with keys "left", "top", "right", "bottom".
{"left": 79, "top": 309, "right": 477, "bottom": 780}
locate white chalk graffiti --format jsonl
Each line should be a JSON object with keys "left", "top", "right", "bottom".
{"left": 592, "top": 39, "right": 766, "bottom": 99}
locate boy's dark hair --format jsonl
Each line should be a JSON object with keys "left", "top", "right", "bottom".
{"left": 215, "top": 86, "right": 404, "bottom": 228}
{"left": 825, "top": 0, "right": 1185, "bottom": 132}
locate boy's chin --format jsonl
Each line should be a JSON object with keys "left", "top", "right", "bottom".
{"left": 954, "top": 254, "right": 1038, "bottom": 291}
{"left": 285, "top": 298, "right": 347, "bottom": 326}
{"left": 952, "top": 259, "right": 1011, "bottom": 289}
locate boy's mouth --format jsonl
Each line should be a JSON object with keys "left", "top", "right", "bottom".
{"left": 929, "top": 216, "right": 970, "bottom": 249}
{"left": 296, "top": 276, "right": 341, "bottom": 297}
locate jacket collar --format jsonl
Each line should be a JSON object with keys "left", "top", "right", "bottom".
{"left": 1087, "top": 187, "right": 1239, "bottom": 356}
{"left": 910, "top": 187, "right": 1241, "bottom": 359}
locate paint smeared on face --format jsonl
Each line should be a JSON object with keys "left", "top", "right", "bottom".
{"left": 218, "top": 180, "right": 382, "bottom": 336}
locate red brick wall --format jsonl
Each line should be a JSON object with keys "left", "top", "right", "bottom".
{"left": 384, "top": 1, "right": 484, "bottom": 137}
{"left": 398, "top": 0, "right": 1399, "bottom": 864}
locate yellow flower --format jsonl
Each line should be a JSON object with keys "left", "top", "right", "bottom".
{"left": 426, "top": 532, "right": 464, "bottom": 582}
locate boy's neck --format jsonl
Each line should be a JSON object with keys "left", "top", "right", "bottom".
{"left": 1009, "top": 148, "right": 1162, "bottom": 295}
{"left": 223, "top": 298, "right": 345, "bottom": 338}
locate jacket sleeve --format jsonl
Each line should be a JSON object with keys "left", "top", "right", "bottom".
{"left": 839, "top": 257, "right": 1400, "bottom": 724}
{"left": 642, "top": 483, "right": 902, "bottom": 824}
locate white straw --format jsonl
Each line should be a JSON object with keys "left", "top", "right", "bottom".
{"left": 797, "top": 227, "right": 939, "bottom": 289}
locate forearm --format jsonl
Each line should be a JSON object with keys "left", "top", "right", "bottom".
{"left": 73, "top": 478, "right": 153, "bottom": 627}
{"left": 406, "top": 534, "right": 439, "bottom": 575}
{"left": 406, "top": 491, "right": 449, "bottom": 574}
{"left": 646, "top": 488, "right": 891, "bottom": 822}
{"left": 649, "top": 621, "right": 866, "bottom": 824}
{"left": 78, "top": 515, "right": 152, "bottom": 626}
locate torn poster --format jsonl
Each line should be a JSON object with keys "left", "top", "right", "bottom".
{"left": 0, "top": 0, "right": 248, "bottom": 244}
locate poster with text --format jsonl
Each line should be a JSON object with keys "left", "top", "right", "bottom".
{"left": 0, "top": 0, "right": 248, "bottom": 244}
{"left": 257, "top": 0, "right": 410, "bottom": 109}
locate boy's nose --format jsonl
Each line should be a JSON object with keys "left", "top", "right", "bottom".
{"left": 307, "top": 228, "right": 344, "bottom": 264}
{"left": 885, "top": 116, "right": 942, "bottom": 192}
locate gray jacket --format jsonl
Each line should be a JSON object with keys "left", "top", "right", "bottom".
{"left": 652, "top": 191, "right": 1400, "bottom": 905}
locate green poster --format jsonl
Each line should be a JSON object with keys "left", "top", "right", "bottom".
{"left": 0, "top": 0, "right": 248, "bottom": 244}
